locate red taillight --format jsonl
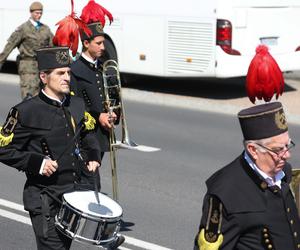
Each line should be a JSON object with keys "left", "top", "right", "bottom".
{"left": 216, "top": 19, "right": 241, "bottom": 56}
{"left": 296, "top": 46, "right": 300, "bottom": 51}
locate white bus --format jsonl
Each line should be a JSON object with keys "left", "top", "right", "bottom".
{"left": 1, "top": 0, "right": 300, "bottom": 78}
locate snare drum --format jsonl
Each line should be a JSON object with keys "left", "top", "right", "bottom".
{"left": 55, "top": 190, "right": 122, "bottom": 245}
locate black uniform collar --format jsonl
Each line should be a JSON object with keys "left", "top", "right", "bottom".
{"left": 39, "top": 91, "right": 69, "bottom": 107}
{"left": 241, "top": 153, "right": 291, "bottom": 192}
{"left": 79, "top": 55, "right": 99, "bottom": 71}
{"left": 241, "top": 155, "right": 269, "bottom": 191}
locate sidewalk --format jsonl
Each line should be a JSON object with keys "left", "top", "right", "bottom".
{"left": 1, "top": 72, "right": 300, "bottom": 124}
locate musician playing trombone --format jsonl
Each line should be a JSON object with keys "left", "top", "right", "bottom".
{"left": 70, "top": 0, "right": 119, "bottom": 188}
{"left": 70, "top": 1, "right": 124, "bottom": 249}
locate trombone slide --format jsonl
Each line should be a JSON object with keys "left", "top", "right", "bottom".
{"left": 291, "top": 169, "right": 300, "bottom": 216}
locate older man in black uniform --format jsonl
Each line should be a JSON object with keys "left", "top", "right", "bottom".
{"left": 0, "top": 46, "right": 101, "bottom": 250}
{"left": 194, "top": 102, "right": 300, "bottom": 250}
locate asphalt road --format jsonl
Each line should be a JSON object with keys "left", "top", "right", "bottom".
{"left": 0, "top": 76, "right": 300, "bottom": 250}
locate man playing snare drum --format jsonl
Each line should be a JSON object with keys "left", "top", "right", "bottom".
{"left": 0, "top": 46, "right": 101, "bottom": 250}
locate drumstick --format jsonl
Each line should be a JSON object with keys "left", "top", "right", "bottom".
{"left": 94, "top": 171, "right": 100, "bottom": 204}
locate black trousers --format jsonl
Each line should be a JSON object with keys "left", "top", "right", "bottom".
{"left": 30, "top": 212, "right": 72, "bottom": 250}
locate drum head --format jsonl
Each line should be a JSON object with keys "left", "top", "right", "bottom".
{"left": 63, "top": 191, "right": 122, "bottom": 218}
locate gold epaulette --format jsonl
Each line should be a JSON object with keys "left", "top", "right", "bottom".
{"left": 0, "top": 108, "right": 18, "bottom": 147}
{"left": 0, "top": 127, "right": 14, "bottom": 147}
{"left": 198, "top": 229, "right": 223, "bottom": 250}
{"left": 197, "top": 196, "right": 224, "bottom": 250}
{"left": 84, "top": 111, "right": 96, "bottom": 130}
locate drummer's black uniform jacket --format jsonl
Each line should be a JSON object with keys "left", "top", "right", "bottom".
{"left": 70, "top": 56, "right": 112, "bottom": 152}
{"left": 194, "top": 153, "right": 300, "bottom": 250}
{"left": 0, "top": 92, "right": 101, "bottom": 214}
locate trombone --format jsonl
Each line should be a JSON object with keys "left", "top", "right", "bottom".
{"left": 102, "top": 59, "right": 121, "bottom": 201}
{"left": 291, "top": 169, "right": 300, "bottom": 216}
{"left": 102, "top": 60, "right": 160, "bottom": 201}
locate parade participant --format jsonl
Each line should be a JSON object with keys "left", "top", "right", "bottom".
{"left": 0, "top": 1, "right": 53, "bottom": 100}
{"left": 70, "top": 0, "right": 117, "bottom": 190}
{"left": 0, "top": 2, "right": 101, "bottom": 248}
{"left": 70, "top": 1, "right": 124, "bottom": 248}
{"left": 0, "top": 45, "right": 101, "bottom": 250}
{"left": 194, "top": 46, "right": 300, "bottom": 250}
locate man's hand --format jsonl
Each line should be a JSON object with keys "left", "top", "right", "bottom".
{"left": 42, "top": 159, "right": 58, "bottom": 177}
{"left": 87, "top": 161, "right": 100, "bottom": 172}
{"left": 99, "top": 112, "right": 117, "bottom": 130}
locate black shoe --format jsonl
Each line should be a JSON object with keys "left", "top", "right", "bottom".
{"left": 108, "top": 235, "right": 125, "bottom": 249}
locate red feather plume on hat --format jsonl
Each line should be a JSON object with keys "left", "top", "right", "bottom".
{"left": 246, "top": 45, "right": 284, "bottom": 104}
{"left": 52, "top": 0, "right": 92, "bottom": 56}
{"left": 80, "top": 0, "right": 113, "bottom": 26}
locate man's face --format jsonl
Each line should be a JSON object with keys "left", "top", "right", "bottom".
{"left": 254, "top": 131, "right": 292, "bottom": 177}
{"left": 31, "top": 10, "right": 43, "bottom": 22}
{"left": 40, "top": 67, "right": 70, "bottom": 100}
{"left": 84, "top": 36, "right": 105, "bottom": 59}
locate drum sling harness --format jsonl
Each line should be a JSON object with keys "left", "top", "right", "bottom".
{"left": 40, "top": 187, "right": 63, "bottom": 239}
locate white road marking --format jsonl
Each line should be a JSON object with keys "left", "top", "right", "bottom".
{"left": 0, "top": 208, "right": 31, "bottom": 225}
{"left": 118, "top": 247, "right": 132, "bottom": 250}
{"left": 0, "top": 198, "right": 27, "bottom": 213}
{"left": 0, "top": 198, "right": 174, "bottom": 250}
{"left": 124, "top": 235, "right": 173, "bottom": 250}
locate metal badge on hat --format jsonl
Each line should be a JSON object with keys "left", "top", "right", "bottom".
{"left": 275, "top": 111, "right": 287, "bottom": 130}
{"left": 55, "top": 50, "right": 70, "bottom": 65}
{"left": 95, "top": 23, "right": 103, "bottom": 33}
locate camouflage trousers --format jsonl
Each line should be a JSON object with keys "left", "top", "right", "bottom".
{"left": 18, "top": 59, "right": 40, "bottom": 99}
{"left": 19, "top": 72, "right": 40, "bottom": 98}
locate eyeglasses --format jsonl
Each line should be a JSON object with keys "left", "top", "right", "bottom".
{"left": 255, "top": 140, "right": 296, "bottom": 157}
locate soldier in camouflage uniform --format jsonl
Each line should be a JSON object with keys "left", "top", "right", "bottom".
{"left": 0, "top": 2, "right": 53, "bottom": 100}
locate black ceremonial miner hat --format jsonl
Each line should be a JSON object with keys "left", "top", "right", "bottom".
{"left": 238, "top": 102, "right": 288, "bottom": 140}
{"left": 36, "top": 47, "right": 70, "bottom": 71}
{"left": 81, "top": 22, "right": 104, "bottom": 41}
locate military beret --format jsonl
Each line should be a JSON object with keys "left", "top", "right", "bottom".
{"left": 30, "top": 1, "right": 43, "bottom": 12}
{"left": 81, "top": 22, "right": 105, "bottom": 41}
{"left": 238, "top": 102, "right": 288, "bottom": 140}
{"left": 36, "top": 47, "right": 70, "bottom": 71}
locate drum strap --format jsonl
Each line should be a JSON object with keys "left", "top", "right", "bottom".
{"left": 40, "top": 189, "right": 63, "bottom": 239}
{"left": 40, "top": 193, "right": 50, "bottom": 239}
